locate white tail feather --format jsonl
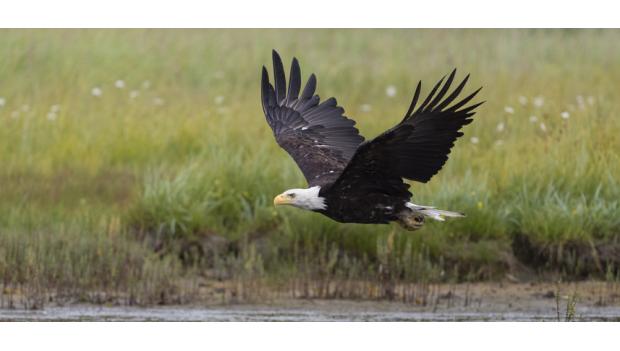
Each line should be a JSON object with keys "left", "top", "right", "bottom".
{"left": 406, "top": 202, "right": 465, "bottom": 222}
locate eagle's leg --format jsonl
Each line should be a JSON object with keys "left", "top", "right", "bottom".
{"left": 396, "top": 211, "right": 425, "bottom": 231}
{"left": 397, "top": 202, "right": 466, "bottom": 231}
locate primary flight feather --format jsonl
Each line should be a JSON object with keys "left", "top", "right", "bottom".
{"left": 261, "top": 50, "right": 483, "bottom": 230}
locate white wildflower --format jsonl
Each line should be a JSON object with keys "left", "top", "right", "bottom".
{"left": 50, "top": 104, "right": 60, "bottom": 113}
{"left": 560, "top": 111, "right": 570, "bottom": 119}
{"left": 214, "top": 95, "right": 225, "bottom": 105}
{"left": 504, "top": 106, "right": 514, "bottom": 114}
{"left": 91, "top": 87, "right": 103, "bottom": 97}
{"left": 114, "top": 80, "right": 125, "bottom": 89}
{"left": 518, "top": 96, "right": 528, "bottom": 106}
{"left": 21, "top": 104, "right": 30, "bottom": 112}
{"left": 587, "top": 96, "right": 595, "bottom": 105}
{"left": 360, "top": 104, "right": 372, "bottom": 112}
{"left": 529, "top": 115, "right": 538, "bottom": 123}
{"left": 47, "top": 112, "right": 57, "bottom": 121}
{"left": 153, "top": 97, "right": 164, "bottom": 106}
{"left": 0, "top": 98, "right": 5, "bottom": 107}
{"left": 129, "top": 90, "right": 140, "bottom": 99}
{"left": 385, "top": 85, "right": 397, "bottom": 98}
{"left": 141, "top": 80, "right": 151, "bottom": 90}
{"left": 11, "top": 111, "right": 19, "bottom": 119}
{"left": 576, "top": 95, "right": 585, "bottom": 109}
{"left": 539, "top": 122, "right": 547, "bottom": 132}
{"left": 533, "top": 96, "right": 544, "bottom": 107}
{"left": 470, "top": 136, "right": 479, "bottom": 144}
{"left": 496, "top": 122, "right": 505, "bottom": 132}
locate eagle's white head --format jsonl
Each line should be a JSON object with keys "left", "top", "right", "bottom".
{"left": 273, "top": 186, "right": 326, "bottom": 210}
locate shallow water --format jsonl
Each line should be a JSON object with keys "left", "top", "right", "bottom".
{"left": 2, "top": 305, "right": 620, "bottom": 321}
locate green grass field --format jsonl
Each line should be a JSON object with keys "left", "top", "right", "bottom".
{"left": 0, "top": 29, "right": 619, "bottom": 306}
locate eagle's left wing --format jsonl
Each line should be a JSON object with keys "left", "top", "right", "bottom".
{"left": 330, "top": 70, "right": 482, "bottom": 196}
{"left": 261, "top": 50, "right": 365, "bottom": 187}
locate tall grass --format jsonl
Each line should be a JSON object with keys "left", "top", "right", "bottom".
{"left": 0, "top": 212, "right": 191, "bottom": 308}
{"left": 0, "top": 29, "right": 619, "bottom": 304}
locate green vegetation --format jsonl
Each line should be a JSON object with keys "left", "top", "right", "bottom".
{"left": 0, "top": 29, "right": 619, "bottom": 306}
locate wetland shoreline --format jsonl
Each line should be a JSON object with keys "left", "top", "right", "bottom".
{"left": 1, "top": 281, "right": 618, "bottom": 321}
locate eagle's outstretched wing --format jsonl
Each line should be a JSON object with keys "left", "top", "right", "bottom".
{"left": 330, "top": 70, "right": 483, "bottom": 198}
{"left": 261, "top": 50, "right": 365, "bottom": 187}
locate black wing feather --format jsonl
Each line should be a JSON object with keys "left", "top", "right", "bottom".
{"left": 403, "top": 81, "right": 421, "bottom": 121}
{"left": 272, "top": 51, "right": 287, "bottom": 104}
{"left": 261, "top": 50, "right": 365, "bottom": 187}
{"left": 300, "top": 74, "right": 316, "bottom": 101}
{"left": 286, "top": 58, "right": 301, "bottom": 104}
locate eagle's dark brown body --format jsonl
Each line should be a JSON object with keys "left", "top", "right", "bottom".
{"left": 318, "top": 191, "right": 408, "bottom": 224}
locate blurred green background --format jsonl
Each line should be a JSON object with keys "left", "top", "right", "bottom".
{"left": 0, "top": 29, "right": 618, "bottom": 306}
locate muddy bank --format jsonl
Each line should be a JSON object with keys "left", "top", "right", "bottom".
{"left": 1, "top": 281, "right": 618, "bottom": 321}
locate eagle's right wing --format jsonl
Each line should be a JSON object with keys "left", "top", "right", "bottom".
{"left": 261, "top": 50, "right": 365, "bottom": 187}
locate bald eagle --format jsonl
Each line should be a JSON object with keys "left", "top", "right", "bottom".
{"left": 261, "top": 50, "right": 482, "bottom": 230}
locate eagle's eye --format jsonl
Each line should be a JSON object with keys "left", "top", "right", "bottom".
{"left": 288, "top": 193, "right": 296, "bottom": 199}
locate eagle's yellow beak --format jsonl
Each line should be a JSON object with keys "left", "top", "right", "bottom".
{"left": 273, "top": 194, "right": 291, "bottom": 206}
